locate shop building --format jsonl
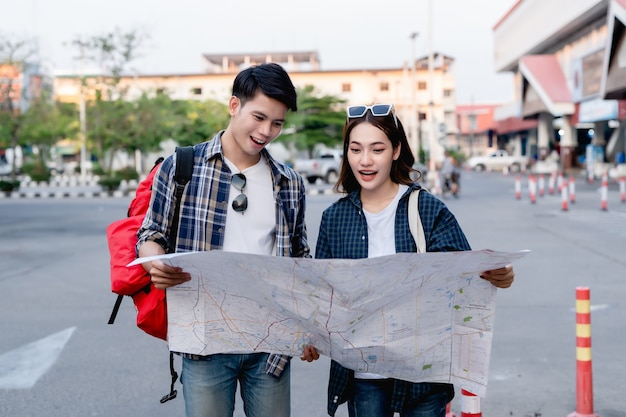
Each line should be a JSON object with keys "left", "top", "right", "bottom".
{"left": 493, "top": 0, "right": 626, "bottom": 173}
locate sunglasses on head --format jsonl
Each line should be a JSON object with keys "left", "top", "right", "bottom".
{"left": 346, "top": 104, "right": 398, "bottom": 127}
{"left": 231, "top": 173, "right": 248, "bottom": 213}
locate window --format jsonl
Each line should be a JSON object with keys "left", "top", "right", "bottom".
{"left": 443, "top": 89, "right": 453, "bottom": 98}
{"left": 342, "top": 83, "right": 351, "bottom": 92}
{"left": 418, "top": 81, "right": 427, "bottom": 90}
{"left": 192, "top": 87, "right": 202, "bottom": 95}
{"left": 380, "top": 82, "right": 389, "bottom": 92}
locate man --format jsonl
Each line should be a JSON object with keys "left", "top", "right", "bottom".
{"left": 137, "top": 63, "right": 310, "bottom": 417}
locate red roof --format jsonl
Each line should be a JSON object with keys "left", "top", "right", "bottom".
{"left": 520, "top": 55, "right": 574, "bottom": 116}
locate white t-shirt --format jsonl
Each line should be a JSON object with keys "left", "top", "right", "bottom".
{"left": 355, "top": 184, "right": 408, "bottom": 379}
{"left": 222, "top": 157, "right": 276, "bottom": 256}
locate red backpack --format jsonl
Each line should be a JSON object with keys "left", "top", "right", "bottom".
{"left": 106, "top": 145, "right": 194, "bottom": 338}
{"left": 106, "top": 146, "right": 193, "bottom": 403}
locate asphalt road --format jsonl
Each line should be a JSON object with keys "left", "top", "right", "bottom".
{"left": 0, "top": 170, "right": 624, "bottom": 417}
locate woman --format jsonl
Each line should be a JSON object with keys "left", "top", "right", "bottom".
{"left": 302, "top": 104, "right": 514, "bottom": 417}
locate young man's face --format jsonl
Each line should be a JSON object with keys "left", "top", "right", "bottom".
{"left": 228, "top": 93, "right": 288, "bottom": 159}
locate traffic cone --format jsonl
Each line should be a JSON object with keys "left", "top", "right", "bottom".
{"left": 538, "top": 173, "right": 545, "bottom": 197}
{"left": 567, "top": 287, "right": 599, "bottom": 417}
{"left": 460, "top": 389, "right": 481, "bottom": 417}
{"left": 569, "top": 175, "right": 576, "bottom": 204}
{"left": 515, "top": 175, "right": 521, "bottom": 200}
{"left": 528, "top": 174, "right": 537, "bottom": 204}
{"left": 561, "top": 177, "right": 569, "bottom": 211}
{"left": 600, "top": 173, "right": 608, "bottom": 211}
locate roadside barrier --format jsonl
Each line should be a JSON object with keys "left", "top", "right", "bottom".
{"left": 528, "top": 174, "right": 537, "bottom": 204}
{"left": 568, "top": 287, "right": 599, "bottom": 417}
{"left": 620, "top": 176, "right": 625, "bottom": 203}
{"left": 561, "top": 177, "right": 569, "bottom": 211}
{"left": 538, "top": 173, "right": 545, "bottom": 197}
{"left": 600, "top": 173, "right": 608, "bottom": 211}
{"left": 515, "top": 175, "right": 521, "bottom": 200}
{"left": 549, "top": 171, "right": 556, "bottom": 195}
{"left": 569, "top": 175, "right": 576, "bottom": 204}
{"left": 460, "top": 389, "right": 481, "bottom": 417}
{"left": 446, "top": 401, "right": 457, "bottom": 417}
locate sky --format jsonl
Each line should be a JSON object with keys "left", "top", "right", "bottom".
{"left": 5, "top": 0, "right": 519, "bottom": 104}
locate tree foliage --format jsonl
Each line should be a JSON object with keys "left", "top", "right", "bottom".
{"left": 279, "top": 85, "right": 346, "bottom": 156}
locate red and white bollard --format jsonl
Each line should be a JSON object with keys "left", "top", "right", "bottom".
{"left": 567, "top": 287, "right": 599, "bottom": 417}
{"left": 538, "top": 173, "right": 545, "bottom": 197}
{"left": 600, "top": 173, "right": 608, "bottom": 211}
{"left": 446, "top": 401, "right": 457, "bottom": 417}
{"left": 558, "top": 171, "right": 564, "bottom": 192}
{"left": 515, "top": 175, "right": 521, "bottom": 200}
{"left": 587, "top": 166, "right": 594, "bottom": 184}
{"left": 528, "top": 174, "right": 537, "bottom": 204}
{"left": 549, "top": 171, "right": 556, "bottom": 195}
{"left": 620, "top": 176, "right": 625, "bottom": 203}
{"left": 569, "top": 175, "right": 576, "bottom": 204}
{"left": 561, "top": 177, "right": 569, "bottom": 211}
{"left": 460, "top": 389, "right": 481, "bottom": 417}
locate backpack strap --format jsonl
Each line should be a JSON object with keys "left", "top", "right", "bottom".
{"left": 168, "top": 146, "right": 194, "bottom": 253}
{"left": 160, "top": 145, "right": 194, "bottom": 403}
{"left": 408, "top": 188, "right": 426, "bottom": 253}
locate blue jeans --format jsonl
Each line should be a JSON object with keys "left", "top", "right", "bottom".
{"left": 348, "top": 379, "right": 447, "bottom": 417}
{"left": 181, "top": 352, "right": 290, "bottom": 417}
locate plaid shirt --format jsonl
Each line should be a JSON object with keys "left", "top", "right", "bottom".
{"left": 315, "top": 183, "right": 470, "bottom": 415}
{"left": 137, "top": 131, "right": 310, "bottom": 378}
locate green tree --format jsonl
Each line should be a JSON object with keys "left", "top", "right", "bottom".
{"left": 0, "top": 32, "right": 38, "bottom": 177}
{"left": 70, "top": 27, "right": 147, "bottom": 172}
{"left": 171, "top": 98, "right": 229, "bottom": 147}
{"left": 279, "top": 85, "right": 346, "bottom": 156}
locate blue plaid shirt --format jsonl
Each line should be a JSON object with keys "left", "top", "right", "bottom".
{"left": 137, "top": 131, "right": 310, "bottom": 377}
{"left": 315, "top": 183, "right": 470, "bottom": 415}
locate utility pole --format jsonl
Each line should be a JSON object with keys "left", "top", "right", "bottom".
{"left": 427, "top": 0, "right": 437, "bottom": 173}
{"left": 410, "top": 32, "right": 419, "bottom": 162}
{"left": 78, "top": 45, "right": 87, "bottom": 185}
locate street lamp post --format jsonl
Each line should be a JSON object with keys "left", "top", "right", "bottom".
{"left": 410, "top": 32, "right": 419, "bottom": 162}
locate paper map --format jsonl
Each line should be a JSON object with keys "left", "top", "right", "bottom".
{"left": 130, "top": 249, "right": 528, "bottom": 396}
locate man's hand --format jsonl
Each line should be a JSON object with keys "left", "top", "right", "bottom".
{"left": 300, "top": 345, "right": 320, "bottom": 362}
{"left": 480, "top": 264, "right": 514, "bottom": 288}
{"left": 148, "top": 259, "right": 191, "bottom": 289}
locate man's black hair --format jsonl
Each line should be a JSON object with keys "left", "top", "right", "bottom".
{"left": 232, "top": 63, "right": 298, "bottom": 111}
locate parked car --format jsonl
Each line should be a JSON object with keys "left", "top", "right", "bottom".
{"left": 0, "top": 162, "right": 12, "bottom": 176}
{"left": 466, "top": 150, "right": 529, "bottom": 172}
{"left": 293, "top": 149, "right": 343, "bottom": 184}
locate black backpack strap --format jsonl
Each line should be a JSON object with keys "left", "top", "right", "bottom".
{"left": 159, "top": 146, "right": 193, "bottom": 403}
{"left": 107, "top": 294, "right": 124, "bottom": 325}
{"left": 168, "top": 146, "right": 194, "bottom": 253}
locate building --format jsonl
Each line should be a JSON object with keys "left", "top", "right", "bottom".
{"left": 493, "top": 0, "right": 626, "bottom": 173}
{"left": 53, "top": 50, "right": 459, "bottom": 165}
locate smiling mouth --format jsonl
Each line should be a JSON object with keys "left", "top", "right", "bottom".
{"left": 359, "top": 170, "right": 376, "bottom": 176}
{"left": 251, "top": 136, "right": 267, "bottom": 145}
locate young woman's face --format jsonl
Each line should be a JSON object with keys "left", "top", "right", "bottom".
{"left": 228, "top": 93, "right": 287, "bottom": 159}
{"left": 346, "top": 122, "right": 400, "bottom": 193}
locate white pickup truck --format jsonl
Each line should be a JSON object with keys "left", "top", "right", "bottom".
{"left": 293, "top": 149, "right": 343, "bottom": 184}
{"left": 466, "top": 150, "right": 529, "bottom": 173}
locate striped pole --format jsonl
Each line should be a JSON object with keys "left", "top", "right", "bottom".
{"left": 460, "top": 389, "right": 481, "bottom": 417}
{"left": 549, "top": 171, "right": 556, "bottom": 195}
{"left": 561, "top": 177, "right": 569, "bottom": 211}
{"left": 446, "top": 401, "right": 457, "bottom": 417}
{"left": 569, "top": 175, "right": 576, "bottom": 203}
{"left": 567, "top": 287, "right": 599, "bottom": 417}
{"left": 600, "top": 173, "right": 608, "bottom": 211}
{"left": 529, "top": 174, "right": 537, "bottom": 204}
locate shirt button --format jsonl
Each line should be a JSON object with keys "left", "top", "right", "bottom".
{"left": 362, "top": 235, "right": 365, "bottom": 240}
{"left": 218, "top": 228, "right": 224, "bottom": 234}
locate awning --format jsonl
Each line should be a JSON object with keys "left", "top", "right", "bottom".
{"left": 601, "top": 0, "right": 626, "bottom": 99}
{"left": 495, "top": 117, "right": 538, "bottom": 135}
{"left": 519, "top": 55, "right": 575, "bottom": 118}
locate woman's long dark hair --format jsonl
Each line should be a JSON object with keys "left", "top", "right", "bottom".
{"left": 335, "top": 110, "right": 418, "bottom": 194}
